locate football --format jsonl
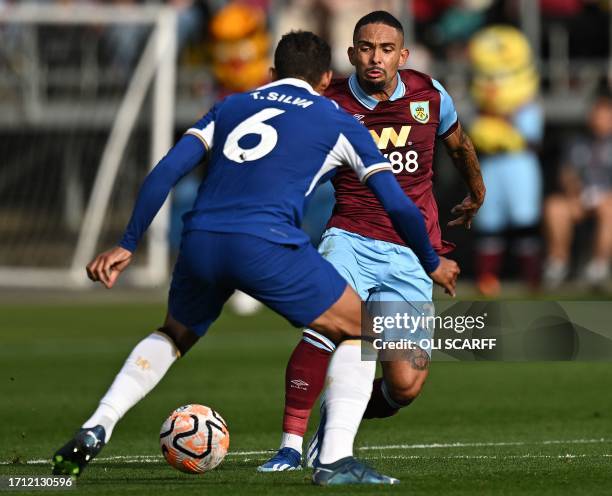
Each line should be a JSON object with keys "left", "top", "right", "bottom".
{"left": 159, "top": 404, "right": 230, "bottom": 474}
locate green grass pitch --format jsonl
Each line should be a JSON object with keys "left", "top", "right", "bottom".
{"left": 1, "top": 301, "right": 611, "bottom": 495}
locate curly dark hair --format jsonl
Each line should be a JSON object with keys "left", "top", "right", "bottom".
{"left": 274, "top": 31, "right": 331, "bottom": 87}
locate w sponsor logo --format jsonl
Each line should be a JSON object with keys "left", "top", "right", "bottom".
{"left": 370, "top": 125, "right": 412, "bottom": 150}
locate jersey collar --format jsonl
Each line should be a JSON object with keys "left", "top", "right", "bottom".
{"left": 348, "top": 72, "right": 405, "bottom": 110}
{"left": 257, "top": 77, "right": 319, "bottom": 96}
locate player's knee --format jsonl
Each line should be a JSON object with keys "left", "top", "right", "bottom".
{"left": 158, "top": 323, "right": 200, "bottom": 357}
{"left": 312, "top": 284, "right": 365, "bottom": 344}
{"left": 386, "top": 372, "right": 427, "bottom": 406}
{"left": 319, "top": 321, "right": 362, "bottom": 345}
{"left": 309, "top": 310, "right": 362, "bottom": 344}
{"left": 337, "top": 317, "right": 362, "bottom": 341}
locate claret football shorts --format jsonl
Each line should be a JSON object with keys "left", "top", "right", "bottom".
{"left": 168, "top": 230, "right": 347, "bottom": 336}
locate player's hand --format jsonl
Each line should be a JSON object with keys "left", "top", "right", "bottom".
{"left": 429, "top": 256, "right": 460, "bottom": 297}
{"left": 86, "top": 246, "right": 133, "bottom": 289}
{"left": 448, "top": 194, "right": 483, "bottom": 229}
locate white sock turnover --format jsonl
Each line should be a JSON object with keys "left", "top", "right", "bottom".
{"left": 82, "top": 332, "right": 179, "bottom": 442}
{"left": 318, "top": 340, "right": 375, "bottom": 464}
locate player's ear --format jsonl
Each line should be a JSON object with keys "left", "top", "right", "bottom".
{"left": 348, "top": 46, "right": 356, "bottom": 66}
{"left": 399, "top": 48, "right": 409, "bottom": 67}
{"left": 269, "top": 67, "right": 277, "bottom": 81}
{"left": 314, "top": 70, "right": 333, "bottom": 94}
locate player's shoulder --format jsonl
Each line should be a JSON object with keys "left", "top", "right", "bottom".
{"left": 208, "top": 93, "right": 239, "bottom": 115}
{"left": 399, "top": 69, "right": 444, "bottom": 94}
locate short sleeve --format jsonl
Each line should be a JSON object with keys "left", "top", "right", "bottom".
{"left": 185, "top": 103, "right": 218, "bottom": 151}
{"left": 432, "top": 79, "right": 458, "bottom": 137}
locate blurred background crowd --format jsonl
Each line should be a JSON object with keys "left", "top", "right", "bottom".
{"left": 0, "top": 0, "right": 611, "bottom": 296}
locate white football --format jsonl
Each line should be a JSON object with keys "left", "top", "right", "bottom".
{"left": 160, "top": 404, "right": 230, "bottom": 474}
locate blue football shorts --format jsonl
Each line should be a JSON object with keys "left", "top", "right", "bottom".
{"left": 305, "top": 228, "right": 435, "bottom": 357}
{"left": 168, "top": 230, "right": 347, "bottom": 336}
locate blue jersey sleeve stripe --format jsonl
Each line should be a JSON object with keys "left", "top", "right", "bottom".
{"left": 361, "top": 163, "right": 393, "bottom": 183}
{"left": 432, "top": 78, "right": 458, "bottom": 136}
{"left": 185, "top": 129, "right": 210, "bottom": 151}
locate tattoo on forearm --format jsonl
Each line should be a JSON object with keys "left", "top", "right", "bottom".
{"left": 449, "top": 130, "right": 485, "bottom": 201}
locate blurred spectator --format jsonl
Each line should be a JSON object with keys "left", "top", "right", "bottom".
{"left": 468, "top": 25, "right": 544, "bottom": 295}
{"left": 543, "top": 94, "right": 612, "bottom": 289}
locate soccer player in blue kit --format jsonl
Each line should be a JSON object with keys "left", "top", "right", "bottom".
{"left": 51, "top": 31, "right": 458, "bottom": 486}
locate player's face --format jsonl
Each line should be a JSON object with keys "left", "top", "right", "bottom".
{"left": 348, "top": 23, "right": 409, "bottom": 94}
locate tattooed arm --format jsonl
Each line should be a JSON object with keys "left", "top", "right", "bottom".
{"left": 442, "top": 122, "right": 486, "bottom": 229}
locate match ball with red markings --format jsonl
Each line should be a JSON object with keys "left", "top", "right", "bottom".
{"left": 159, "top": 404, "right": 230, "bottom": 474}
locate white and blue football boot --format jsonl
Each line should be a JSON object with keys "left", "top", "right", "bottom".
{"left": 257, "top": 447, "right": 302, "bottom": 472}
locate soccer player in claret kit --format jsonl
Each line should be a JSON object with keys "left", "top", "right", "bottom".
{"left": 51, "top": 31, "right": 459, "bottom": 486}
{"left": 258, "top": 12, "right": 485, "bottom": 472}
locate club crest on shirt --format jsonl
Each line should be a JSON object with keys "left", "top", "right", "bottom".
{"left": 410, "top": 101, "right": 429, "bottom": 123}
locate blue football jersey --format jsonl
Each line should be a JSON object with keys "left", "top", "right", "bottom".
{"left": 181, "top": 78, "right": 391, "bottom": 245}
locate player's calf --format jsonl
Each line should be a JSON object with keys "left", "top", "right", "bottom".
{"left": 283, "top": 332, "right": 334, "bottom": 437}
{"left": 364, "top": 349, "right": 430, "bottom": 418}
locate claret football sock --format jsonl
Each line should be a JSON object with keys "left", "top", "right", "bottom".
{"left": 82, "top": 332, "right": 179, "bottom": 442}
{"left": 318, "top": 340, "right": 375, "bottom": 464}
{"left": 282, "top": 333, "right": 333, "bottom": 438}
{"left": 362, "top": 378, "right": 401, "bottom": 419}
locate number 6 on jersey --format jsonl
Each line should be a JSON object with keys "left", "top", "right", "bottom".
{"left": 223, "top": 108, "right": 285, "bottom": 163}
